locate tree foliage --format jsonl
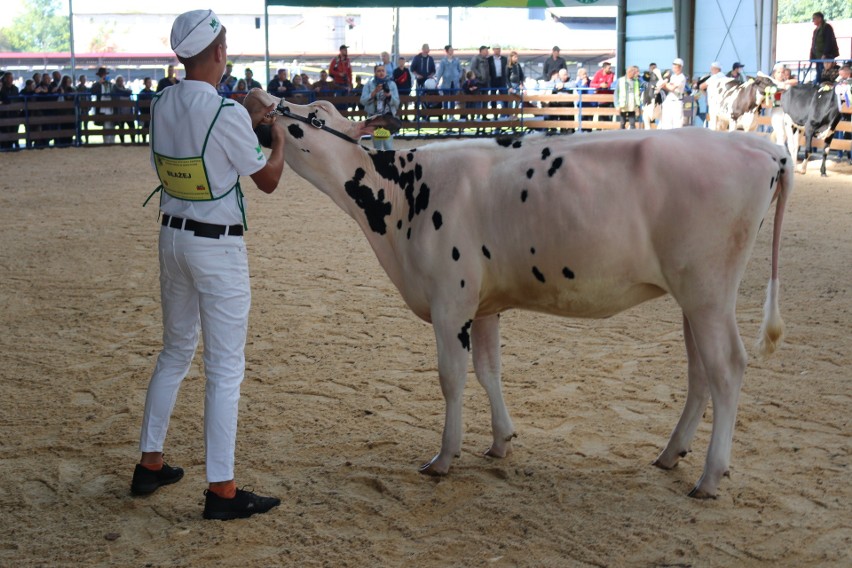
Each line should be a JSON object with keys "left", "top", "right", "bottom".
{"left": 778, "top": 0, "right": 852, "bottom": 24}
{"left": 3, "top": 0, "right": 70, "bottom": 52}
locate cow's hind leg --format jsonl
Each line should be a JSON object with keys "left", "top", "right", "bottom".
{"left": 682, "top": 308, "right": 747, "bottom": 498}
{"left": 654, "top": 312, "right": 710, "bottom": 470}
{"left": 419, "top": 309, "right": 475, "bottom": 476}
{"left": 471, "top": 314, "right": 516, "bottom": 458}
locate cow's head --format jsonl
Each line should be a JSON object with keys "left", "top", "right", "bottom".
{"left": 244, "top": 88, "right": 401, "bottom": 148}
{"left": 749, "top": 74, "right": 778, "bottom": 108}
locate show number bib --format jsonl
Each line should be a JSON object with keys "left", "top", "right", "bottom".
{"left": 154, "top": 153, "right": 213, "bottom": 201}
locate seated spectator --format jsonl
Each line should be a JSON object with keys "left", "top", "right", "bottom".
{"left": 312, "top": 70, "right": 336, "bottom": 96}
{"left": 572, "top": 67, "right": 591, "bottom": 89}
{"left": 300, "top": 73, "right": 312, "bottom": 90}
{"left": 230, "top": 79, "right": 248, "bottom": 102}
{"left": 244, "top": 68, "right": 262, "bottom": 91}
{"left": 290, "top": 74, "right": 310, "bottom": 96}
{"left": 267, "top": 68, "right": 292, "bottom": 98}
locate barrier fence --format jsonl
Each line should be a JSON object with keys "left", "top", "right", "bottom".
{"left": 1, "top": 90, "right": 850, "bottom": 154}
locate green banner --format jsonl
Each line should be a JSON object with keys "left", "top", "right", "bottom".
{"left": 267, "top": 0, "right": 615, "bottom": 7}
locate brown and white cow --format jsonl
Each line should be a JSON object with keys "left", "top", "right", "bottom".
{"left": 245, "top": 90, "right": 792, "bottom": 498}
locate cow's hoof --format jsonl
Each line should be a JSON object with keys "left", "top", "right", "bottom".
{"left": 820, "top": 173, "right": 827, "bottom": 178}
{"left": 687, "top": 486, "right": 718, "bottom": 499}
{"left": 652, "top": 458, "right": 678, "bottom": 470}
{"left": 418, "top": 456, "right": 450, "bottom": 477}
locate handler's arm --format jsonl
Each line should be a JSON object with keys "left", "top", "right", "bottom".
{"left": 251, "top": 121, "right": 285, "bottom": 194}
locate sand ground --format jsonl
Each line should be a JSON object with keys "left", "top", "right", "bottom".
{"left": 0, "top": 143, "right": 850, "bottom": 567}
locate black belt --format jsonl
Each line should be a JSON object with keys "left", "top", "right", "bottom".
{"left": 161, "top": 214, "right": 244, "bottom": 238}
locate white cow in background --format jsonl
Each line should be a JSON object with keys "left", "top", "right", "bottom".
{"left": 245, "top": 90, "right": 792, "bottom": 499}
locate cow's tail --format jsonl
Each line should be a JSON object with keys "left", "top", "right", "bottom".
{"left": 756, "top": 148, "right": 794, "bottom": 357}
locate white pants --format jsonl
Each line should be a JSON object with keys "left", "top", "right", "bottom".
{"left": 140, "top": 224, "right": 251, "bottom": 482}
{"left": 660, "top": 98, "right": 684, "bottom": 130}
{"left": 770, "top": 107, "right": 786, "bottom": 146}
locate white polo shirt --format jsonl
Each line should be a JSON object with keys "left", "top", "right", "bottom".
{"left": 151, "top": 80, "right": 266, "bottom": 225}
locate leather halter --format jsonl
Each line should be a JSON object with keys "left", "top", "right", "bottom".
{"left": 270, "top": 101, "right": 359, "bottom": 145}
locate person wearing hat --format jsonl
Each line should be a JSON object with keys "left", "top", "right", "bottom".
{"left": 659, "top": 57, "right": 687, "bottom": 129}
{"left": 542, "top": 46, "right": 566, "bottom": 82}
{"left": 697, "top": 61, "right": 727, "bottom": 128}
{"left": 329, "top": 44, "right": 352, "bottom": 93}
{"left": 727, "top": 62, "right": 745, "bottom": 85}
{"left": 219, "top": 61, "right": 236, "bottom": 94}
{"left": 91, "top": 66, "right": 115, "bottom": 144}
{"left": 133, "top": 9, "right": 287, "bottom": 521}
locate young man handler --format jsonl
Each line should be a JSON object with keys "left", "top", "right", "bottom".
{"left": 132, "top": 9, "right": 286, "bottom": 520}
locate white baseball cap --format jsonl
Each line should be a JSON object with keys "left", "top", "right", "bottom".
{"left": 673, "top": 58, "right": 684, "bottom": 66}
{"left": 171, "top": 9, "right": 222, "bottom": 59}
{"left": 710, "top": 61, "right": 722, "bottom": 70}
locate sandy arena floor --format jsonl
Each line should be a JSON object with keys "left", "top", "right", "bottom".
{"left": 0, "top": 142, "right": 850, "bottom": 567}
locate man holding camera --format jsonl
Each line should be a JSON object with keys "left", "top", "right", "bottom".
{"left": 360, "top": 64, "right": 400, "bottom": 150}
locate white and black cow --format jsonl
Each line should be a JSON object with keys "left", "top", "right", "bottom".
{"left": 641, "top": 69, "right": 663, "bottom": 129}
{"left": 781, "top": 82, "right": 844, "bottom": 176}
{"left": 246, "top": 91, "right": 792, "bottom": 498}
{"left": 714, "top": 76, "right": 777, "bottom": 132}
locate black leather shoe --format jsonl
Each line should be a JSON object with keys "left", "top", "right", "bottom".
{"left": 130, "top": 463, "right": 184, "bottom": 496}
{"left": 203, "top": 488, "right": 281, "bottom": 520}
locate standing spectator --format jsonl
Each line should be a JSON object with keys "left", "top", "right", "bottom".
{"left": 591, "top": 61, "right": 615, "bottom": 89}
{"left": 488, "top": 44, "right": 508, "bottom": 118}
{"left": 137, "top": 77, "right": 155, "bottom": 143}
{"left": 469, "top": 45, "right": 491, "bottom": 90}
{"left": 810, "top": 11, "right": 839, "bottom": 84}
{"left": 137, "top": 8, "right": 286, "bottom": 521}
{"left": 76, "top": 74, "right": 88, "bottom": 93}
{"left": 329, "top": 44, "right": 352, "bottom": 93}
{"left": 219, "top": 61, "right": 236, "bottom": 94}
{"left": 392, "top": 56, "right": 412, "bottom": 97}
{"left": 727, "top": 62, "right": 745, "bottom": 85}
{"left": 659, "top": 58, "right": 687, "bottom": 130}
{"left": 642, "top": 63, "right": 658, "bottom": 84}
{"left": 436, "top": 44, "right": 462, "bottom": 117}
{"left": 541, "top": 46, "right": 566, "bottom": 81}
{"left": 244, "top": 68, "right": 262, "bottom": 91}
{"left": 55, "top": 74, "right": 76, "bottom": 146}
{"left": 360, "top": 64, "right": 399, "bottom": 150}
{"left": 461, "top": 70, "right": 480, "bottom": 120}
{"left": 613, "top": 65, "right": 641, "bottom": 129}
{"left": 379, "top": 51, "right": 392, "bottom": 68}
{"left": 267, "top": 68, "right": 292, "bottom": 98}
{"left": 507, "top": 50, "right": 525, "bottom": 94}
{"left": 90, "top": 67, "right": 114, "bottom": 144}
{"left": 436, "top": 44, "right": 462, "bottom": 94}
{"left": 157, "top": 64, "right": 179, "bottom": 92}
{"left": 111, "top": 75, "right": 134, "bottom": 144}
{"left": 0, "top": 71, "right": 21, "bottom": 151}
{"left": 410, "top": 43, "right": 436, "bottom": 91}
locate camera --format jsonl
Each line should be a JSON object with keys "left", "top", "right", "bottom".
{"left": 382, "top": 83, "right": 391, "bottom": 93}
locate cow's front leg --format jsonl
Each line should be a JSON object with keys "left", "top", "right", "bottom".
{"left": 819, "top": 142, "right": 830, "bottom": 177}
{"left": 419, "top": 310, "right": 474, "bottom": 476}
{"left": 471, "top": 314, "right": 516, "bottom": 459}
{"left": 654, "top": 312, "right": 709, "bottom": 469}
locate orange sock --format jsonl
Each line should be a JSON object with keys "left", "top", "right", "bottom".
{"left": 140, "top": 461, "right": 163, "bottom": 471}
{"left": 209, "top": 480, "right": 236, "bottom": 499}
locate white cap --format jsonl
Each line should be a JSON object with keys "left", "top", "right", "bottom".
{"left": 710, "top": 61, "right": 722, "bottom": 70}
{"left": 171, "top": 9, "right": 222, "bottom": 59}
{"left": 773, "top": 62, "right": 786, "bottom": 72}
{"left": 673, "top": 58, "right": 684, "bottom": 66}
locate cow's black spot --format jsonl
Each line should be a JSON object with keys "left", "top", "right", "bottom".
{"left": 532, "top": 266, "right": 545, "bottom": 283}
{"left": 482, "top": 245, "right": 491, "bottom": 259}
{"left": 415, "top": 163, "right": 423, "bottom": 181}
{"left": 530, "top": 247, "right": 536, "bottom": 255}
{"left": 344, "top": 168, "right": 392, "bottom": 234}
{"left": 769, "top": 176, "right": 775, "bottom": 188}
{"left": 496, "top": 136, "right": 513, "bottom": 147}
{"left": 562, "top": 267, "right": 575, "bottom": 279}
{"left": 407, "top": 152, "right": 414, "bottom": 162}
{"left": 288, "top": 124, "right": 304, "bottom": 139}
{"left": 432, "top": 211, "right": 443, "bottom": 230}
{"left": 407, "top": 228, "right": 411, "bottom": 239}
{"left": 415, "top": 183, "right": 430, "bottom": 217}
{"left": 521, "top": 190, "right": 528, "bottom": 202}
{"left": 397, "top": 220, "right": 402, "bottom": 230}
{"left": 399, "top": 156, "right": 406, "bottom": 168}
{"left": 452, "top": 247, "right": 460, "bottom": 261}
{"left": 547, "top": 157, "right": 563, "bottom": 177}
{"left": 301, "top": 148, "right": 310, "bottom": 153}
{"left": 780, "top": 157, "right": 787, "bottom": 165}
{"left": 526, "top": 168, "right": 534, "bottom": 179}
{"left": 458, "top": 320, "right": 473, "bottom": 351}
{"left": 460, "top": 280, "right": 465, "bottom": 288}
{"left": 541, "top": 148, "right": 551, "bottom": 160}
{"left": 370, "top": 151, "right": 402, "bottom": 183}
{"left": 513, "top": 140, "right": 522, "bottom": 149}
